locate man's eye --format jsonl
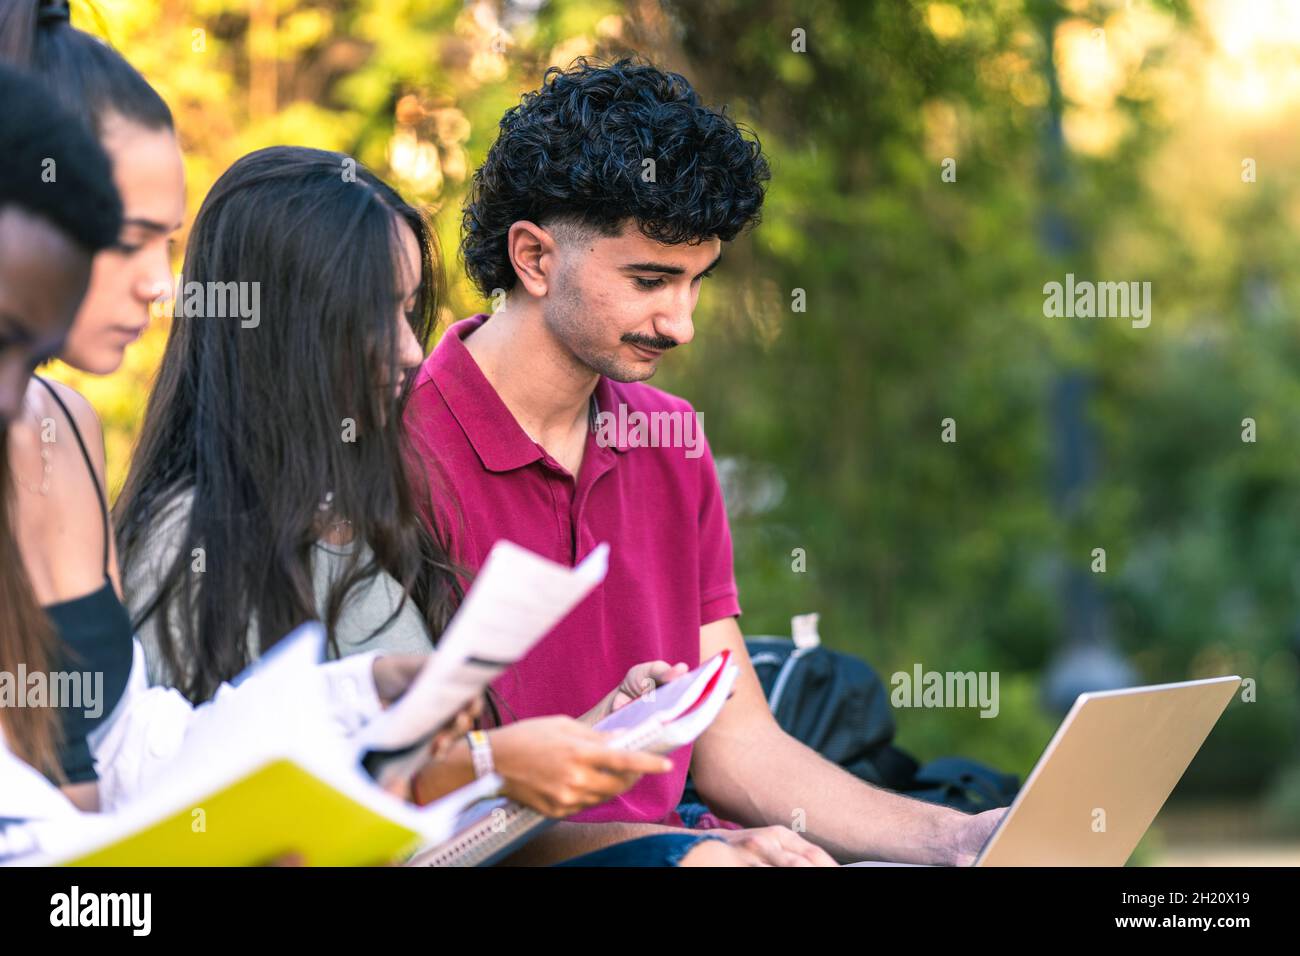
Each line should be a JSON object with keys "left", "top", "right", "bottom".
{"left": 634, "top": 276, "right": 665, "bottom": 290}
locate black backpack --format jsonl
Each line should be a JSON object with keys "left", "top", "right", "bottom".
{"left": 682, "top": 620, "right": 1019, "bottom": 814}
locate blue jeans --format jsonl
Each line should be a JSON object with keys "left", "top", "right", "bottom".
{"left": 554, "top": 833, "right": 724, "bottom": 867}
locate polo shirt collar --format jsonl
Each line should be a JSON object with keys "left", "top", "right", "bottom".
{"left": 426, "top": 315, "right": 541, "bottom": 472}
{"left": 426, "top": 314, "right": 630, "bottom": 471}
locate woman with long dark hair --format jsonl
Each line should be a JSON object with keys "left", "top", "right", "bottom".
{"left": 115, "top": 145, "right": 459, "bottom": 695}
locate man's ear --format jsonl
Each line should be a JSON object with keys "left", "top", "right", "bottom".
{"left": 506, "top": 220, "right": 556, "bottom": 297}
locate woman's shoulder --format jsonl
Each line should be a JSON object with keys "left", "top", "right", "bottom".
{"left": 7, "top": 377, "right": 111, "bottom": 603}
{"left": 30, "top": 376, "right": 104, "bottom": 463}
{"left": 16, "top": 377, "right": 109, "bottom": 504}
{"left": 121, "top": 486, "right": 196, "bottom": 574}
{"left": 32, "top": 376, "right": 98, "bottom": 431}
{"left": 120, "top": 486, "right": 198, "bottom": 690}
{"left": 313, "top": 544, "right": 434, "bottom": 657}
{"left": 13, "top": 376, "right": 101, "bottom": 457}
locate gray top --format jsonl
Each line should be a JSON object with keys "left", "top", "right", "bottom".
{"left": 122, "top": 491, "right": 432, "bottom": 689}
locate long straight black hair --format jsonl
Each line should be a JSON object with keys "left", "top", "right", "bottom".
{"left": 114, "top": 146, "right": 463, "bottom": 702}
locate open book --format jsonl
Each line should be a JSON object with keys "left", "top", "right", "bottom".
{"left": 17, "top": 540, "right": 610, "bottom": 867}
{"left": 21, "top": 624, "right": 501, "bottom": 867}
{"left": 404, "top": 649, "right": 740, "bottom": 868}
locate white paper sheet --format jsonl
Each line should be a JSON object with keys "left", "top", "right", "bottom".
{"left": 357, "top": 540, "right": 609, "bottom": 753}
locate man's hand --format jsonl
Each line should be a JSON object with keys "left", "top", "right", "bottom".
{"left": 705, "top": 825, "right": 839, "bottom": 867}
{"left": 948, "top": 807, "right": 1008, "bottom": 866}
{"left": 580, "top": 660, "right": 690, "bottom": 726}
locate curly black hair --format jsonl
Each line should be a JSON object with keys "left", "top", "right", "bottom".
{"left": 0, "top": 61, "right": 121, "bottom": 252}
{"left": 461, "top": 57, "right": 770, "bottom": 296}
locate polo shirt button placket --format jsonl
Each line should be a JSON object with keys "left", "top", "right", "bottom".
{"left": 569, "top": 504, "right": 583, "bottom": 566}
{"left": 564, "top": 482, "right": 579, "bottom": 564}
{"left": 542, "top": 461, "right": 576, "bottom": 564}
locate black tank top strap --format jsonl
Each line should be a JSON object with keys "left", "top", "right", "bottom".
{"left": 32, "top": 375, "right": 112, "bottom": 578}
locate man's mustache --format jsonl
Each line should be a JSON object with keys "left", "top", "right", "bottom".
{"left": 621, "top": 333, "right": 679, "bottom": 351}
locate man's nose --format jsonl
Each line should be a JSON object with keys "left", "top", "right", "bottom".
{"left": 656, "top": 296, "right": 695, "bottom": 347}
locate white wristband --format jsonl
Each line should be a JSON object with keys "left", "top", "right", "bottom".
{"left": 467, "top": 729, "right": 494, "bottom": 779}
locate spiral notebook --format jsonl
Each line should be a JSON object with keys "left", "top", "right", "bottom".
{"left": 404, "top": 649, "right": 739, "bottom": 868}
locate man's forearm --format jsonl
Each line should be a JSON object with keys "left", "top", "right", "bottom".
{"left": 498, "top": 820, "right": 686, "bottom": 866}
{"left": 693, "top": 724, "right": 966, "bottom": 865}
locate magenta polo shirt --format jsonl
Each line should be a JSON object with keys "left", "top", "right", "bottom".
{"left": 404, "top": 314, "right": 741, "bottom": 825}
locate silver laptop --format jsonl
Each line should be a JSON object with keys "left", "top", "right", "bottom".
{"left": 851, "top": 675, "right": 1241, "bottom": 866}
{"left": 974, "top": 675, "right": 1241, "bottom": 865}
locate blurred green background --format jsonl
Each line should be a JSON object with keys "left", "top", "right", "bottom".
{"left": 58, "top": 0, "right": 1300, "bottom": 858}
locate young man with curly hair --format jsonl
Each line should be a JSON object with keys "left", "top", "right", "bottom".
{"left": 404, "top": 58, "right": 1007, "bottom": 866}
